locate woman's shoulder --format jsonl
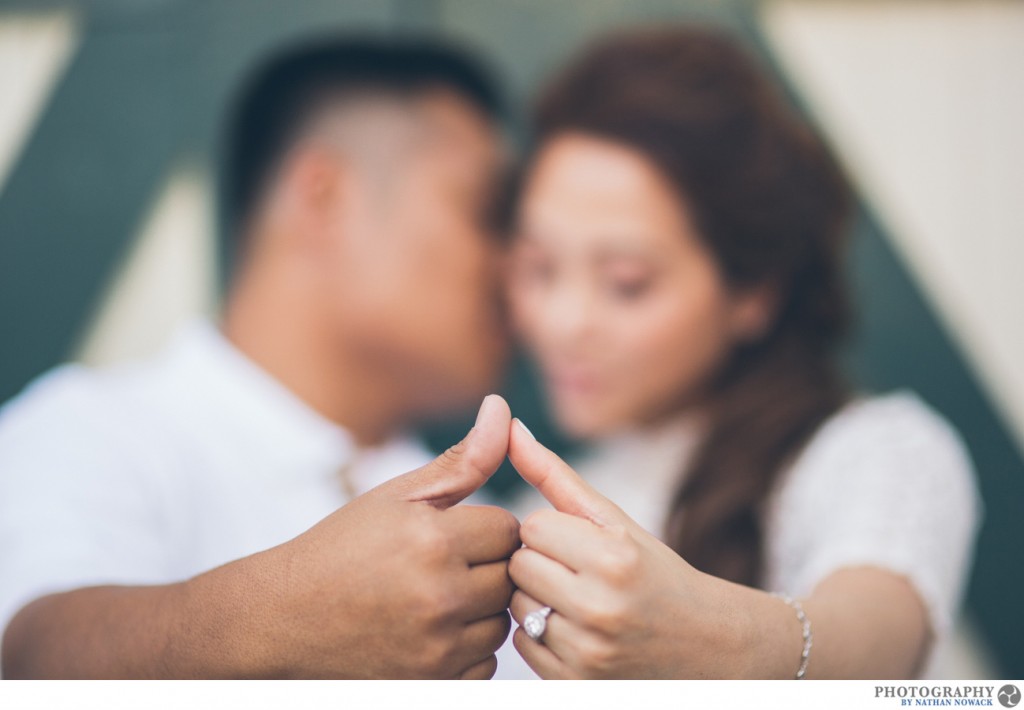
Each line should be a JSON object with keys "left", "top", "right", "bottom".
{"left": 806, "top": 389, "right": 969, "bottom": 467}
{"left": 764, "top": 390, "right": 984, "bottom": 646}
{"left": 778, "top": 389, "right": 980, "bottom": 506}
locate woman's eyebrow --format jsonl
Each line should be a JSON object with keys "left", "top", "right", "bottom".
{"left": 592, "top": 240, "right": 661, "bottom": 263}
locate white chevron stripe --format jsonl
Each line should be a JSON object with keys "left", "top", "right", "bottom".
{"left": 0, "top": 9, "right": 78, "bottom": 197}
{"left": 75, "top": 161, "right": 218, "bottom": 366}
{"left": 762, "top": 0, "right": 1024, "bottom": 456}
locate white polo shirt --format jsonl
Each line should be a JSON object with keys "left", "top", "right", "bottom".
{"left": 0, "top": 320, "right": 433, "bottom": 675}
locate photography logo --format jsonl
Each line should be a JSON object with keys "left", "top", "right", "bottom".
{"left": 875, "top": 685, "right": 1016, "bottom": 706}
{"left": 998, "top": 685, "right": 1020, "bottom": 709}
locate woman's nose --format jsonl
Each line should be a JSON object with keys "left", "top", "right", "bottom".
{"left": 540, "top": 277, "right": 599, "bottom": 347}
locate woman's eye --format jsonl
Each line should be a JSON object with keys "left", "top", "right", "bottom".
{"left": 608, "top": 279, "right": 652, "bottom": 300}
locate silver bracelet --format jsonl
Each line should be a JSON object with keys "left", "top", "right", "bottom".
{"left": 771, "top": 593, "right": 812, "bottom": 679}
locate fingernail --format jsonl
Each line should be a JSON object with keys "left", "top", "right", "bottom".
{"left": 515, "top": 418, "right": 536, "bottom": 440}
{"left": 476, "top": 394, "right": 497, "bottom": 428}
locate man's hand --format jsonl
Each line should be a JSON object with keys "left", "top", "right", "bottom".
{"left": 2, "top": 395, "right": 519, "bottom": 679}
{"left": 238, "top": 393, "right": 520, "bottom": 678}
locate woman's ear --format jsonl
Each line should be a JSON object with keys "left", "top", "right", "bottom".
{"left": 728, "top": 283, "right": 779, "bottom": 344}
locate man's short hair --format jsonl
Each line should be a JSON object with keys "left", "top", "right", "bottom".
{"left": 219, "top": 35, "right": 503, "bottom": 250}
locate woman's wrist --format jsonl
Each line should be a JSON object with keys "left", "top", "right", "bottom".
{"left": 715, "top": 578, "right": 809, "bottom": 679}
{"left": 770, "top": 594, "right": 812, "bottom": 678}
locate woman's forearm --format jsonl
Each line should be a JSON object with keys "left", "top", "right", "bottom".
{"left": 726, "top": 565, "right": 931, "bottom": 679}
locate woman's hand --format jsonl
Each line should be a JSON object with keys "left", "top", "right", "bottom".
{"left": 505, "top": 419, "right": 934, "bottom": 680}
{"left": 505, "top": 419, "right": 767, "bottom": 679}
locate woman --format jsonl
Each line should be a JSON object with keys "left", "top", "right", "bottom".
{"left": 494, "top": 26, "right": 983, "bottom": 679}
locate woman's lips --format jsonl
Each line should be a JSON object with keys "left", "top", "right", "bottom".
{"left": 546, "top": 369, "right": 603, "bottom": 398}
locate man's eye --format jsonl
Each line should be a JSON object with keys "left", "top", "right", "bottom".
{"left": 519, "top": 260, "right": 554, "bottom": 283}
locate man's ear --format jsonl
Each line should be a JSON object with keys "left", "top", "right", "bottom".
{"left": 274, "top": 142, "right": 347, "bottom": 256}
{"left": 728, "top": 283, "right": 779, "bottom": 344}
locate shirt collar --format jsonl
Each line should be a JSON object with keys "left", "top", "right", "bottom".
{"left": 159, "top": 319, "right": 357, "bottom": 475}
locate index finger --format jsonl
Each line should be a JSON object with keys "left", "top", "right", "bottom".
{"left": 443, "top": 504, "right": 521, "bottom": 565}
{"left": 518, "top": 508, "right": 608, "bottom": 573}
{"left": 508, "top": 419, "right": 628, "bottom": 528}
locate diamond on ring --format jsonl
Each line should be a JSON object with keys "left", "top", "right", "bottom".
{"left": 523, "top": 606, "right": 552, "bottom": 641}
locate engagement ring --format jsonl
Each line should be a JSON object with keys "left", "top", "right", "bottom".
{"left": 523, "top": 606, "right": 553, "bottom": 642}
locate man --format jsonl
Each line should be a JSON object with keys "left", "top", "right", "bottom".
{"left": 0, "top": 37, "right": 518, "bottom": 678}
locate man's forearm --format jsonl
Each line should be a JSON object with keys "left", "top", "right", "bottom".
{"left": 1, "top": 553, "right": 281, "bottom": 679}
{"left": 2, "top": 408, "right": 520, "bottom": 680}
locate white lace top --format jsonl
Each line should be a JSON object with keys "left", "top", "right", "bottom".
{"left": 494, "top": 390, "right": 984, "bottom": 679}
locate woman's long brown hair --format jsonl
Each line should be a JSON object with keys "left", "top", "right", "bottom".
{"left": 529, "top": 27, "right": 854, "bottom": 587}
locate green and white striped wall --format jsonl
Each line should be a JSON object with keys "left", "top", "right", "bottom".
{"left": 0, "top": 0, "right": 1020, "bottom": 678}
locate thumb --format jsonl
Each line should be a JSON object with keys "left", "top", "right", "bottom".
{"left": 383, "top": 394, "right": 511, "bottom": 509}
{"left": 508, "top": 418, "right": 630, "bottom": 528}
